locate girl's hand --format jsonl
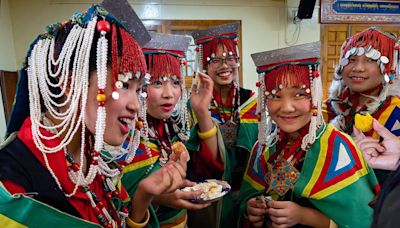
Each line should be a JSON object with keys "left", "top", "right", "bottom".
{"left": 190, "top": 72, "right": 214, "bottom": 115}
{"left": 246, "top": 196, "right": 268, "bottom": 227}
{"left": 138, "top": 152, "right": 189, "bottom": 197}
{"left": 152, "top": 180, "right": 210, "bottom": 210}
{"left": 267, "top": 201, "right": 303, "bottom": 227}
{"left": 354, "top": 119, "right": 400, "bottom": 170}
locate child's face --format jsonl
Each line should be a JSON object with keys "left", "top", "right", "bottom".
{"left": 341, "top": 55, "right": 383, "bottom": 93}
{"left": 267, "top": 87, "right": 312, "bottom": 136}
{"left": 146, "top": 76, "right": 182, "bottom": 120}
{"left": 86, "top": 70, "right": 141, "bottom": 146}
{"left": 206, "top": 44, "right": 239, "bottom": 87}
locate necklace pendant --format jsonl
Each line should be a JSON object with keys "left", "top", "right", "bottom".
{"left": 265, "top": 159, "right": 300, "bottom": 196}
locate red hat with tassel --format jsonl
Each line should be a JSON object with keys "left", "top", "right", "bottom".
{"left": 191, "top": 22, "right": 240, "bottom": 72}
{"left": 251, "top": 42, "right": 323, "bottom": 151}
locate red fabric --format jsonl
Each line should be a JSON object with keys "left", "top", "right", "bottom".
{"left": 192, "top": 141, "right": 224, "bottom": 179}
{"left": 212, "top": 87, "right": 235, "bottom": 108}
{"left": 16, "top": 118, "right": 110, "bottom": 225}
{"left": 2, "top": 180, "right": 26, "bottom": 194}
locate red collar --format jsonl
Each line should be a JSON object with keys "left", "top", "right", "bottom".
{"left": 17, "top": 118, "right": 88, "bottom": 200}
{"left": 213, "top": 85, "right": 235, "bottom": 107}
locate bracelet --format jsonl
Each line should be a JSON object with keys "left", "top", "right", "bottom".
{"left": 126, "top": 209, "right": 150, "bottom": 228}
{"left": 197, "top": 125, "right": 217, "bottom": 140}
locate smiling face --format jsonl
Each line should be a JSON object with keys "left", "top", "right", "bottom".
{"left": 146, "top": 76, "right": 182, "bottom": 120}
{"left": 206, "top": 44, "right": 239, "bottom": 87}
{"left": 266, "top": 87, "right": 312, "bottom": 137}
{"left": 85, "top": 70, "right": 141, "bottom": 146}
{"left": 341, "top": 54, "right": 383, "bottom": 93}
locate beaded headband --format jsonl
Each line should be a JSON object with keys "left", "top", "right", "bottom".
{"left": 251, "top": 42, "right": 325, "bottom": 152}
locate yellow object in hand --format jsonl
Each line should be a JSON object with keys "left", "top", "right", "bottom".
{"left": 354, "top": 113, "right": 374, "bottom": 132}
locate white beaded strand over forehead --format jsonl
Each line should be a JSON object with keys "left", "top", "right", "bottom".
{"left": 28, "top": 17, "right": 96, "bottom": 154}
{"left": 28, "top": 16, "right": 98, "bottom": 196}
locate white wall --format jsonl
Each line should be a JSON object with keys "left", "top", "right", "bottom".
{"left": 0, "top": 0, "right": 17, "bottom": 71}
{"left": 0, "top": 0, "right": 17, "bottom": 140}
{"left": 9, "top": 0, "right": 320, "bottom": 92}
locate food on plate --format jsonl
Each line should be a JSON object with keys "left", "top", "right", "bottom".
{"left": 181, "top": 179, "right": 230, "bottom": 202}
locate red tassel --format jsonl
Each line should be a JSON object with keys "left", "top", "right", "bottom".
{"left": 264, "top": 65, "right": 310, "bottom": 92}
{"left": 119, "top": 27, "right": 147, "bottom": 76}
{"left": 147, "top": 54, "right": 181, "bottom": 80}
{"left": 111, "top": 24, "right": 118, "bottom": 91}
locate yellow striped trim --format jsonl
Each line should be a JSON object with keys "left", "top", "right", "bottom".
{"left": 239, "top": 94, "right": 257, "bottom": 116}
{"left": 373, "top": 97, "right": 400, "bottom": 139}
{"left": 302, "top": 125, "right": 369, "bottom": 199}
{"left": 0, "top": 214, "right": 27, "bottom": 228}
{"left": 240, "top": 119, "right": 258, "bottom": 124}
{"left": 123, "top": 156, "right": 159, "bottom": 173}
{"left": 142, "top": 141, "right": 160, "bottom": 152}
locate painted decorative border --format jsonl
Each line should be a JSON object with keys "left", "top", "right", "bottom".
{"left": 321, "top": 0, "right": 400, "bottom": 23}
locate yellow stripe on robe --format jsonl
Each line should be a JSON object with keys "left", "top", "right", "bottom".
{"left": 0, "top": 214, "right": 27, "bottom": 228}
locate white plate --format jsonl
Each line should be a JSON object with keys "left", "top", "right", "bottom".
{"left": 182, "top": 179, "right": 231, "bottom": 203}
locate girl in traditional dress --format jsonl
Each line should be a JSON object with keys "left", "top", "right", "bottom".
{"left": 240, "top": 42, "right": 378, "bottom": 228}
{"left": 325, "top": 27, "right": 400, "bottom": 184}
{"left": 186, "top": 22, "right": 259, "bottom": 228}
{"left": 120, "top": 32, "right": 210, "bottom": 227}
{"left": 0, "top": 2, "right": 188, "bottom": 227}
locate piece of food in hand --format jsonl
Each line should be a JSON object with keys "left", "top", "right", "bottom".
{"left": 172, "top": 141, "right": 188, "bottom": 159}
{"left": 355, "top": 113, "right": 374, "bottom": 132}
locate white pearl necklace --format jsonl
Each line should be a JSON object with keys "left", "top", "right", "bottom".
{"left": 26, "top": 16, "right": 125, "bottom": 197}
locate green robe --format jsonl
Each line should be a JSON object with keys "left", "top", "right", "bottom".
{"left": 239, "top": 124, "right": 379, "bottom": 227}
{"left": 0, "top": 182, "right": 100, "bottom": 228}
{"left": 185, "top": 88, "right": 258, "bottom": 228}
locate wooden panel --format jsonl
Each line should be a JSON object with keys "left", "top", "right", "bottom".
{"left": 0, "top": 71, "right": 19, "bottom": 122}
{"left": 321, "top": 25, "right": 348, "bottom": 100}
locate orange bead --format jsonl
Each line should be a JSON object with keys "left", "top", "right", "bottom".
{"left": 312, "top": 108, "right": 318, "bottom": 116}
{"left": 96, "top": 94, "right": 106, "bottom": 102}
{"left": 135, "top": 120, "right": 144, "bottom": 129}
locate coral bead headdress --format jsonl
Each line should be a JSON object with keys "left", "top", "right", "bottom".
{"left": 141, "top": 32, "right": 192, "bottom": 140}
{"left": 191, "top": 23, "right": 243, "bottom": 119}
{"left": 6, "top": 0, "right": 150, "bottom": 197}
{"left": 191, "top": 22, "right": 240, "bottom": 73}
{"left": 251, "top": 42, "right": 324, "bottom": 152}
{"left": 329, "top": 27, "right": 400, "bottom": 131}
